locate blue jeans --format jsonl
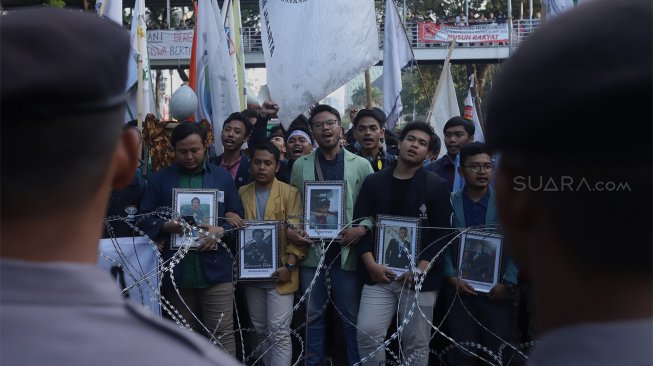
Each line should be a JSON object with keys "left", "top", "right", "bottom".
{"left": 300, "top": 265, "right": 362, "bottom": 366}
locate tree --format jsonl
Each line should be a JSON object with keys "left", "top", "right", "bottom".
{"left": 352, "top": 86, "right": 383, "bottom": 108}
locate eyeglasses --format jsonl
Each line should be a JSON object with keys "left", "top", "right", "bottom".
{"left": 312, "top": 119, "right": 338, "bottom": 129}
{"left": 463, "top": 163, "right": 493, "bottom": 173}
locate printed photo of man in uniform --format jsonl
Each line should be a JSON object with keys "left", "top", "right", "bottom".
{"left": 243, "top": 228, "right": 273, "bottom": 269}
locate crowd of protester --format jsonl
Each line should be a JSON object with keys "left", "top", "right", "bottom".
{"left": 1, "top": 1, "right": 650, "bottom": 366}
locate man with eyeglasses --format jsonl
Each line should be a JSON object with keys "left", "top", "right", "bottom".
{"left": 441, "top": 142, "right": 518, "bottom": 365}
{"left": 289, "top": 104, "right": 374, "bottom": 366}
{"left": 347, "top": 108, "right": 396, "bottom": 172}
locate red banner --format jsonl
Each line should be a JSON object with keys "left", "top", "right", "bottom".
{"left": 417, "top": 22, "right": 509, "bottom": 43}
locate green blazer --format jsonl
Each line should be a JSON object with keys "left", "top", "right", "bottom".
{"left": 290, "top": 148, "right": 374, "bottom": 270}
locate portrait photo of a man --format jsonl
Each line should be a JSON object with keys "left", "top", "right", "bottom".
{"left": 383, "top": 226, "right": 412, "bottom": 270}
{"left": 243, "top": 228, "right": 273, "bottom": 269}
{"left": 375, "top": 216, "right": 420, "bottom": 276}
{"left": 303, "top": 182, "right": 345, "bottom": 239}
{"left": 309, "top": 195, "right": 338, "bottom": 230}
{"left": 460, "top": 239, "right": 496, "bottom": 283}
{"left": 180, "top": 196, "right": 207, "bottom": 226}
{"left": 172, "top": 190, "right": 218, "bottom": 248}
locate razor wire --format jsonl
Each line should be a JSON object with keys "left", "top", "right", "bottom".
{"left": 102, "top": 210, "right": 535, "bottom": 366}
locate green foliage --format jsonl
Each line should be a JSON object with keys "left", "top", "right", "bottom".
{"left": 241, "top": 3, "right": 261, "bottom": 28}
{"left": 43, "top": 0, "right": 65, "bottom": 8}
{"left": 352, "top": 86, "right": 383, "bottom": 108}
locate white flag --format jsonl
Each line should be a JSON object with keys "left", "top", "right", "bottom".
{"left": 222, "top": 0, "right": 247, "bottom": 110}
{"left": 96, "top": 0, "right": 123, "bottom": 25}
{"left": 125, "top": 0, "right": 156, "bottom": 122}
{"left": 463, "top": 75, "right": 485, "bottom": 142}
{"left": 259, "top": 0, "right": 379, "bottom": 128}
{"left": 429, "top": 64, "right": 459, "bottom": 158}
{"left": 383, "top": 0, "right": 413, "bottom": 131}
{"left": 543, "top": 0, "right": 575, "bottom": 19}
{"left": 194, "top": 0, "right": 241, "bottom": 154}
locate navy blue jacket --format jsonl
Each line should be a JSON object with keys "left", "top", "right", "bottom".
{"left": 103, "top": 173, "right": 146, "bottom": 238}
{"left": 139, "top": 163, "right": 244, "bottom": 285}
{"left": 428, "top": 154, "right": 456, "bottom": 191}
{"left": 210, "top": 152, "right": 252, "bottom": 190}
{"left": 353, "top": 166, "right": 453, "bottom": 291}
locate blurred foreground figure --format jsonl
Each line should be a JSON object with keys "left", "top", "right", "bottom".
{"left": 485, "top": 1, "right": 652, "bottom": 365}
{"left": 0, "top": 8, "right": 240, "bottom": 366}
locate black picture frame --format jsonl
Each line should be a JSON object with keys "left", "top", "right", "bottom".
{"left": 457, "top": 230, "right": 504, "bottom": 293}
{"left": 303, "top": 181, "right": 346, "bottom": 240}
{"left": 238, "top": 221, "right": 281, "bottom": 281}
{"left": 375, "top": 215, "right": 421, "bottom": 276}
{"left": 171, "top": 188, "right": 219, "bottom": 250}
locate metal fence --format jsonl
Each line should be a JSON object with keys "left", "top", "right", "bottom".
{"left": 241, "top": 19, "right": 541, "bottom": 53}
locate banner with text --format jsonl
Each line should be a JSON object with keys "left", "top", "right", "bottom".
{"left": 147, "top": 30, "right": 194, "bottom": 60}
{"left": 418, "top": 22, "right": 509, "bottom": 43}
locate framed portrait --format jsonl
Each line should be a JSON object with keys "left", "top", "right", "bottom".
{"left": 303, "top": 181, "right": 346, "bottom": 240}
{"left": 238, "top": 221, "right": 281, "bottom": 281}
{"left": 171, "top": 188, "right": 219, "bottom": 250}
{"left": 457, "top": 230, "right": 503, "bottom": 293}
{"left": 375, "top": 215, "right": 420, "bottom": 276}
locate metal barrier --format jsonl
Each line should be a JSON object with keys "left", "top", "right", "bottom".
{"left": 240, "top": 20, "right": 541, "bottom": 53}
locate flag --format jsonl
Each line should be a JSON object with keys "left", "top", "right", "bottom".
{"left": 125, "top": 0, "right": 156, "bottom": 123}
{"left": 429, "top": 63, "right": 459, "bottom": 158}
{"left": 96, "top": 0, "right": 123, "bottom": 25}
{"left": 188, "top": 2, "right": 199, "bottom": 94}
{"left": 383, "top": 0, "right": 413, "bottom": 131}
{"left": 463, "top": 75, "right": 485, "bottom": 142}
{"left": 222, "top": 0, "right": 247, "bottom": 110}
{"left": 259, "top": 0, "right": 379, "bottom": 128}
{"left": 543, "top": 0, "right": 575, "bottom": 19}
{"left": 193, "top": 0, "right": 240, "bottom": 154}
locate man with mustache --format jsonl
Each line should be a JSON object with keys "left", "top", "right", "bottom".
{"left": 290, "top": 104, "right": 374, "bottom": 365}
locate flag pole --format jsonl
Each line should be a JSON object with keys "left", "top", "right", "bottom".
{"left": 97, "top": 1, "right": 106, "bottom": 16}
{"left": 389, "top": 0, "right": 432, "bottom": 108}
{"left": 426, "top": 41, "right": 455, "bottom": 121}
{"left": 136, "top": 22, "right": 144, "bottom": 131}
{"left": 365, "top": 69, "right": 373, "bottom": 108}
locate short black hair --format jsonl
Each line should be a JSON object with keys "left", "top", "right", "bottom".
{"left": 399, "top": 121, "right": 438, "bottom": 153}
{"left": 250, "top": 142, "right": 281, "bottom": 163}
{"left": 252, "top": 229, "right": 264, "bottom": 237}
{"left": 443, "top": 116, "right": 475, "bottom": 137}
{"left": 352, "top": 108, "right": 384, "bottom": 129}
{"left": 268, "top": 125, "right": 286, "bottom": 141}
{"left": 2, "top": 110, "right": 125, "bottom": 219}
{"left": 1, "top": 8, "right": 130, "bottom": 220}
{"left": 171, "top": 122, "right": 207, "bottom": 148}
{"left": 241, "top": 108, "right": 259, "bottom": 121}
{"left": 485, "top": 0, "right": 651, "bottom": 275}
{"left": 430, "top": 133, "right": 441, "bottom": 155}
{"left": 308, "top": 104, "right": 341, "bottom": 127}
{"left": 191, "top": 197, "right": 200, "bottom": 203}
{"left": 224, "top": 112, "right": 253, "bottom": 136}
{"left": 125, "top": 120, "right": 138, "bottom": 130}
{"left": 459, "top": 142, "right": 491, "bottom": 166}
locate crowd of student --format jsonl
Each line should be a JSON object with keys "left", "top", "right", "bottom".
{"left": 104, "top": 102, "right": 535, "bottom": 365}
{"left": 2, "top": 2, "right": 650, "bottom": 366}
